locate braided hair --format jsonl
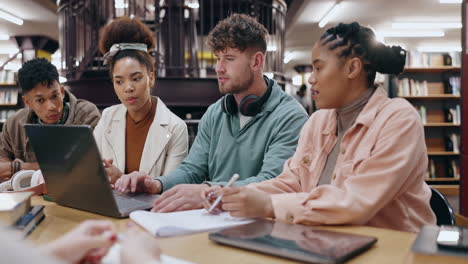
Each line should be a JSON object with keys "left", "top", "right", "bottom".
{"left": 320, "top": 22, "right": 406, "bottom": 87}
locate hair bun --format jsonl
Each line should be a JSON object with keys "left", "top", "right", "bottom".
{"left": 99, "top": 16, "right": 155, "bottom": 55}
{"left": 372, "top": 44, "right": 406, "bottom": 75}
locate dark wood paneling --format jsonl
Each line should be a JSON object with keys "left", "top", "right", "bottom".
{"left": 460, "top": 1, "right": 467, "bottom": 217}
{"left": 66, "top": 76, "right": 221, "bottom": 109}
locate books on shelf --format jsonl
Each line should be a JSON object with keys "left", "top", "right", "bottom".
{"left": 414, "top": 105, "right": 460, "bottom": 126}
{"left": 444, "top": 133, "right": 460, "bottom": 154}
{"left": 451, "top": 133, "right": 459, "bottom": 154}
{"left": 427, "top": 159, "right": 436, "bottom": 179}
{"left": 398, "top": 78, "right": 459, "bottom": 97}
{"left": 0, "top": 89, "right": 19, "bottom": 105}
{"left": 0, "top": 192, "right": 33, "bottom": 225}
{"left": 444, "top": 105, "right": 461, "bottom": 125}
{"left": 398, "top": 78, "right": 428, "bottom": 96}
{"left": 415, "top": 106, "right": 427, "bottom": 124}
{"left": 452, "top": 160, "right": 460, "bottom": 179}
{"left": 426, "top": 159, "right": 460, "bottom": 179}
{"left": 446, "top": 77, "right": 460, "bottom": 96}
{"left": 0, "top": 70, "right": 16, "bottom": 85}
{"left": 406, "top": 51, "right": 461, "bottom": 67}
{"left": 0, "top": 109, "right": 18, "bottom": 122}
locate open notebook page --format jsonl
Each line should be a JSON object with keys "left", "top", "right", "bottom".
{"left": 130, "top": 209, "right": 255, "bottom": 237}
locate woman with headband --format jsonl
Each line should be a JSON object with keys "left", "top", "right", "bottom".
{"left": 203, "top": 22, "right": 436, "bottom": 232}
{"left": 95, "top": 17, "right": 188, "bottom": 184}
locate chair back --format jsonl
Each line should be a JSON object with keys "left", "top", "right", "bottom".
{"left": 429, "top": 187, "right": 455, "bottom": 226}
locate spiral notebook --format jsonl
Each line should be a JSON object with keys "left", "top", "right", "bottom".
{"left": 130, "top": 209, "right": 254, "bottom": 237}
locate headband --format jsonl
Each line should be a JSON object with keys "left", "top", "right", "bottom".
{"left": 102, "top": 43, "right": 148, "bottom": 65}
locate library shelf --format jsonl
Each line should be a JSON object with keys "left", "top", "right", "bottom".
{"left": 425, "top": 178, "right": 459, "bottom": 183}
{"left": 424, "top": 123, "right": 460, "bottom": 127}
{"left": 427, "top": 151, "right": 460, "bottom": 156}
{"left": 429, "top": 184, "right": 459, "bottom": 196}
{"left": 404, "top": 66, "right": 461, "bottom": 73}
{"left": 0, "top": 83, "right": 17, "bottom": 87}
{"left": 400, "top": 95, "right": 460, "bottom": 100}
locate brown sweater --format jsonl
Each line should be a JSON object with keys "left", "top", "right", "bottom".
{"left": 125, "top": 97, "right": 157, "bottom": 174}
{"left": 0, "top": 90, "right": 100, "bottom": 162}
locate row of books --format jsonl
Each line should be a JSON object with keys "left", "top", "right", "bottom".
{"left": 398, "top": 79, "right": 428, "bottom": 96}
{"left": 398, "top": 78, "right": 460, "bottom": 97}
{"left": 0, "top": 88, "right": 19, "bottom": 105}
{"left": 406, "top": 51, "right": 461, "bottom": 68}
{"left": 445, "top": 133, "right": 461, "bottom": 154}
{"left": 0, "top": 109, "right": 18, "bottom": 122}
{"left": 414, "top": 105, "right": 461, "bottom": 125}
{"left": 0, "top": 192, "right": 45, "bottom": 237}
{"left": 0, "top": 70, "right": 16, "bottom": 85}
{"left": 445, "top": 77, "right": 461, "bottom": 96}
{"left": 427, "top": 159, "right": 460, "bottom": 179}
{"left": 444, "top": 106, "right": 461, "bottom": 125}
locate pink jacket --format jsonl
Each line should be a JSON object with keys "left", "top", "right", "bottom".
{"left": 249, "top": 87, "right": 436, "bottom": 232}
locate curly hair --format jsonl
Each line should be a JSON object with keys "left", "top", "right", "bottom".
{"left": 320, "top": 22, "right": 406, "bottom": 87}
{"left": 207, "top": 13, "right": 268, "bottom": 54}
{"left": 18, "top": 58, "right": 59, "bottom": 94}
{"left": 99, "top": 16, "right": 156, "bottom": 75}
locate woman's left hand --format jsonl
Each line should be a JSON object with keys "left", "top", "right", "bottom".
{"left": 103, "top": 159, "right": 123, "bottom": 184}
{"left": 41, "top": 220, "right": 117, "bottom": 264}
{"left": 219, "top": 187, "right": 275, "bottom": 218}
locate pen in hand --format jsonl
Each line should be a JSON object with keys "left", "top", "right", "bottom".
{"left": 207, "top": 173, "right": 240, "bottom": 213}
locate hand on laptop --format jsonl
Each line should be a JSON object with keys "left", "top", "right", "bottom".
{"left": 114, "top": 171, "right": 161, "bottom": 194}
{"left": 152, "top": 184, "right": 210, "bottom": 212}
{"left": 202, "top": 186, "right": 275, "bottom": 218}
{"left": 102, "top": 159, "right": 123, "bottom": 184}
{"left": 41, "top": 220, "right": 117, "bottom": 264}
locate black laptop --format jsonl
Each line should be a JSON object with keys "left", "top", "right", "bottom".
{"left": 25, "top": 124, "right": 159, "bottom": 218}
{"left": 209, "top": 220, "right": 377, "bottom": 264}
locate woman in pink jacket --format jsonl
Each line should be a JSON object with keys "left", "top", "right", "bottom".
{"left": 203, "top": 22, "right": 436, "bottom": 232}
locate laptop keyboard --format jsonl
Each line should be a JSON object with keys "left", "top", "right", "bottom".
{"left": 113, "top": 193, "right": 150, "bottom": 211}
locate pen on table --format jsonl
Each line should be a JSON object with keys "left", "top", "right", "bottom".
{"left": 207, "top": 173, "right": 239, "bottom": 213}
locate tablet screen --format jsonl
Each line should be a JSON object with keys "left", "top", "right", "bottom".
{"left": 209, "top": 220, "right": 377, "bottom": 264}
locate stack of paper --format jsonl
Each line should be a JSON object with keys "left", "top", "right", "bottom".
{"left": 130, "top": 209, "right": 255, "bottom": 237}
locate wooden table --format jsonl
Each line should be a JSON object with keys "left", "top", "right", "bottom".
{"left": 27, "top": 196, "right": 464, "bottom": 264}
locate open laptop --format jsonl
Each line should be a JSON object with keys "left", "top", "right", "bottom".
{"left": 209, "top": 220, "right": 377, "bottom": 264}
{"left": 25, "top": 124, "right": 159, "bottom": 218}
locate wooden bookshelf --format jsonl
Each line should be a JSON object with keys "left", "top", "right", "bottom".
{"left": 431, "top": 184, "right": 459, "bottom": 196}
{"left": 425, "top": 178, "right": 459, "bottom": 183}
{"left": 404, "top": 66, "right": 461, "bottom": 73}
{"left": 424, "top": 122, "right": 460, "bottom": 127}
{"left": 428, "top": 151, "right": 460, "bottom": 156}
{"left": 400, "top": 95, "right": 460, "bottom": 100}
{"left": 396, "top": 65, "right": 461, "bottom": 186}
{"left": 0, "top": 83, "right": 17, "bottom": 87}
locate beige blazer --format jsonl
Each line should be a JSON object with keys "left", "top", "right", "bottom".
{"left": 94, "top": 97, "right": 188, "bottom": 179}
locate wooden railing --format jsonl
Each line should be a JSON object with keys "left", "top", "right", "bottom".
{"left": 57, "top": 0, "right": 287, "bottom": 81}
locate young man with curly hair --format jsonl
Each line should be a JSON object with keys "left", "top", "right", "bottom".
{"left": 115, "top": 13, "right": 308, "bottom": 212}
{"left": 0, "top": 58, "right": 101, "bottom": 180}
